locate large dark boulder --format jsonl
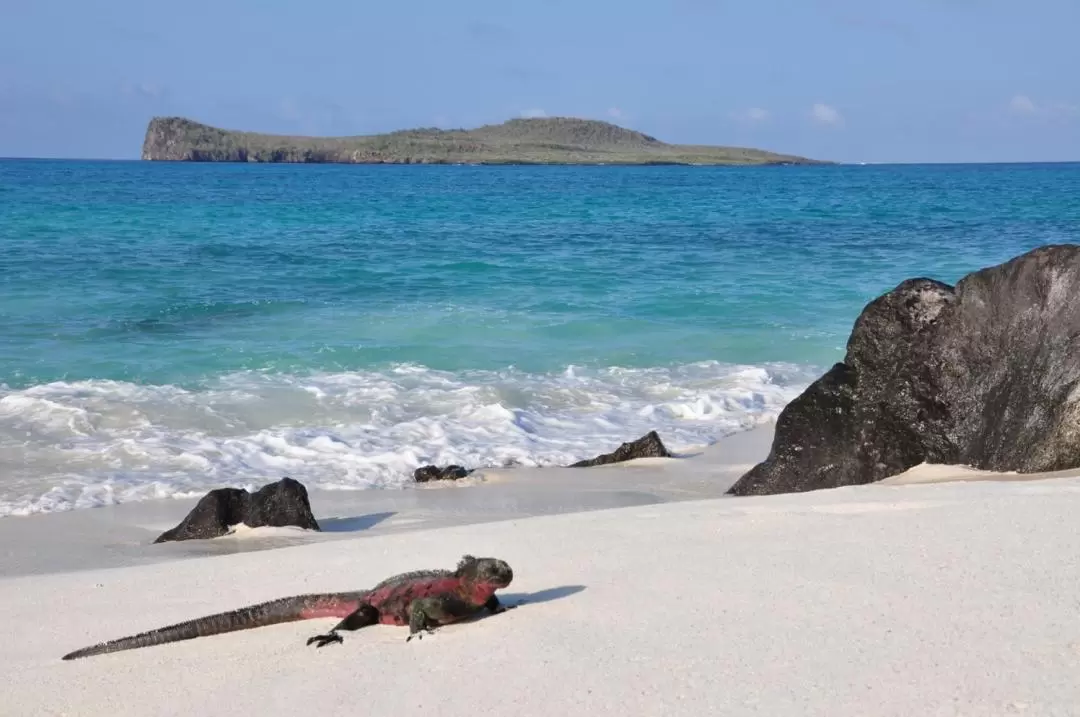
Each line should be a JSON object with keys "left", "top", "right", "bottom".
{"left": 154, "top": 477, "right": 320, "bottom": 543}
{"left": 570, "top": 431, "right": 672, "bottom": 467}
{"left": 729, "top": 244, "right": 1080, "bottom": 496}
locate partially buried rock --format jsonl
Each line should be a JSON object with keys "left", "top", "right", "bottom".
{"left": 413, "top": 465, "right": 472, "bottom": 482}
{"left": 570, "top": 430, "right": 672, "bottom": 467}
{"left": 154, "top": 477, "right": 320, "bottom": 543}
{"left": 728, "top": 244, "right": 1080, "bottom": 497}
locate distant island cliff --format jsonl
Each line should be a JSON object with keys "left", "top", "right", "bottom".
{"left": 141, "top": 116, "right": 829, "bottom": 166}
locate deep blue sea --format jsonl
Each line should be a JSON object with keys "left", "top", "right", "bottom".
{"left": 2, "top": 160, "right": 1078, "bottom": 515}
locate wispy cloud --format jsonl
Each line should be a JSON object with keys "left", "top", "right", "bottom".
{"left": 120, "top": 82, "right": 167, "bottom": 101}
{"left": 607, "top": 107, "right": 624, "bottom": 119}
{"left": 520, "top": 108, "right": 547, "bottom": 118}
{"left": 467, "top": 20, "right": 512, "bottom": 42}
{"left": 1009, "top": 94, "right": 1038, "bottom": 115}
{"left": 729, "top": 107, "right": 772, "bottom": 124}
{"left": 1008, "top": 94, "right": 1078, "bottom": 121}
{"left": 810, "top": 102, "right": 844, "bottom": 127}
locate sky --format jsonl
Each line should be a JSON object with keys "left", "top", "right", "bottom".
{"left": 1, "top": 0, "right": 1078, "bottom": 163}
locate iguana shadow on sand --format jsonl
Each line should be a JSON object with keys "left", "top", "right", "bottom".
{"left": 62, "top": 555, "right": 531, "bottom": 660}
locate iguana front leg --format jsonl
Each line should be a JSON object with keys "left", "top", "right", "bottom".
{"left": 306, "top": 604, "right": 379, "bottom": 648}
{"left": 406, "top": 596, "right": 482, "bottom": 642}
{"left": 405, "top": 597, "right": 445, "bottom": 642}
{"left": 405, "top": 594, "right": 517, "bottom": 642}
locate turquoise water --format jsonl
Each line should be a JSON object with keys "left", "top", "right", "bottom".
{"left": 2, "top": 160, "right": 1079, "bottom": 514}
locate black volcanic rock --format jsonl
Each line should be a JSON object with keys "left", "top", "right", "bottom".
{"left": 571, "top": 431, "right": 672, "bottom": 467}
{"left": 728, "top": 244, "right": 1080, "bottom": 496}
{"left": 413, "top": 465, "right": 472, "bottom": 482}
{"left": 154, "top": 477, "right": 320, "bottom": 543}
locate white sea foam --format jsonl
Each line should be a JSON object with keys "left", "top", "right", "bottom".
{"left": 0, "top": 361, "right": 816, "bottom": 516}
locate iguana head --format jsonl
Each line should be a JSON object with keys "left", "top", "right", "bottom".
{"left": 455, "top": 555, "right": 514, "bottom": 588}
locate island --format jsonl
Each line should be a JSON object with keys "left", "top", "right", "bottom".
{"left": 141, "top": 116, "right": 828, "bottom": 166}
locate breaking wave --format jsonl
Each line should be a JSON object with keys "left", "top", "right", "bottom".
{"left": 0, "top": 361, "right": 816, "bottom": 516}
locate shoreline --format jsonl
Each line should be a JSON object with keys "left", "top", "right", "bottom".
{"left": 0, "top": 424, "right": 773, "bottom": 578}
{"left": 6, "top": 418, "right": 1079, "bottom": 580}
{"left": 0, "top": 360, "right": 812, "bottom": 518}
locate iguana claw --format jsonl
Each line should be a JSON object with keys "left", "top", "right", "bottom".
{"left": 405, "top": 628, "right": 436, "bottom": 643}
{"left": 306, "top": 632, "right": 344, "bottom": 648}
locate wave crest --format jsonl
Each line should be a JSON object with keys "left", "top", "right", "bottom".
{"left": 0, "top": 361, "right": 815, "bottom": 516}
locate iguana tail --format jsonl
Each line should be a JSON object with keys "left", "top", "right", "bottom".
{"left": 62, "top": 591, "right": 367, "bottom": 660}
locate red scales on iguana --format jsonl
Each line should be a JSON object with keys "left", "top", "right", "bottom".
{"left": 61, "top": 555, "right": 515, "bottom": 660}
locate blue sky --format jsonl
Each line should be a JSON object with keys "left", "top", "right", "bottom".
{"left": 2, "top": 0, "right": 1077, "bottom": 163}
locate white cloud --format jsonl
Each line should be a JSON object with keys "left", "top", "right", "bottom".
{"left": 519, "top": 108, "right": 547, "bottom": 118}
{"left": 729, "top": 107, "right": 771, "bottom": 123}
{"left": 1053, "top": 102, "right": 1079, "bottom": 118}
{"left": 120, "top": 82, "right": 166, "bottom": 101}
{"left": 1008, "top": 94, "right": 1078, "bottom": 121}
{"left": 811, "top": 102, "right": 843, "bottom": 126}
{"left": 1009, "top": 94, "right": 1037, "bottom": 115}
{"left": 135, "top": 82, "right": 163, "bottom": 99}
{"left": 607, "top": 107, "right": 623, "bottom": 119}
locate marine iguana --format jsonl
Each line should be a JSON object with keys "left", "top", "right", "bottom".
{"left": 61, "top": 555, "right": 514, "bottom": 660}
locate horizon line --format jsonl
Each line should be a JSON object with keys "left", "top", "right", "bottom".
{"left": 3, "top": 156, "right": 1080, "bottom": 166}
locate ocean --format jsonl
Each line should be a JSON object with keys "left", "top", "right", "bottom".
{"left": 2, "top": 159, "right": 1078, "bottom": 516}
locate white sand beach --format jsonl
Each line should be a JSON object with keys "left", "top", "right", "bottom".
{"left": 4, "top": 426, "right": 1080, "bottom": 716}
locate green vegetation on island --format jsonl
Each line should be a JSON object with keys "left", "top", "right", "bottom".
{"left": 141, "top": 116, "right": 829, "bottom": 166}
